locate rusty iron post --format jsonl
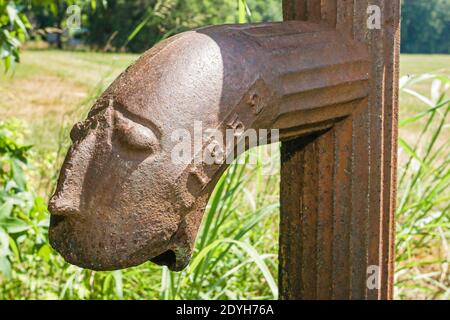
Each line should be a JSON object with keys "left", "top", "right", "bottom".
{"left": 279, "top": 0, "right": 400, "bottom": 299}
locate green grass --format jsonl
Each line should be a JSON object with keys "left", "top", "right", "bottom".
{"left": 400, "top": 54, "right": 450, "bottom": 118}
{"left": 0, "top": 50, "right": 448, "bottom": 300}
{"left": 400, "top": 55, "right": 450, "bottom": 76}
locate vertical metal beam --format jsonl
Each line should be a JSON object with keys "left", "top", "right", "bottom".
{"left": 279, "top": 0, "right": 400, "bottom": 300}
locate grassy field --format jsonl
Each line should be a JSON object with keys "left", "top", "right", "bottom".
{"left": 0, "top": 50, "right": 449, "bottom": 300}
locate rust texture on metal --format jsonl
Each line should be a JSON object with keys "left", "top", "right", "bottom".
{"left": 280, "top": 0, "right": 400, "bottom": 300}
{"left": 48, "top": 20, "right": 370, "bottom": 272}
{"left": 47, "top": 0, "right": 400, "bottom": 301}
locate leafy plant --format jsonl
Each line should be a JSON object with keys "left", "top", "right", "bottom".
{"left": 0, "top": 0, "right": 31, "bottom": 71}
{"left": 0, "top": 120, "right": 48, "bottom": 278}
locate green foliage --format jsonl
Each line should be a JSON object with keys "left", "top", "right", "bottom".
{"left": 0, "top": 0, "right": 31, "bottom": 71}
{"left": 245, "top": 0, "right": 282, "bottom": 23}
{"left": 395, "top": 74, "right": 450, "bottom": 299}
{"left": 19, "top": 0, "right": 281, "bottom": 53}
{"left": 85, "top": 0, "right": 281, "bottom": 52}
{"left": 85, "top": 0, "right": 235, "bottom": 52}
{"left": 401, "top": 0, "right": 450, "bottom": 53}
{"left": 0, "top": 120, "right": 48, "bottom": 279}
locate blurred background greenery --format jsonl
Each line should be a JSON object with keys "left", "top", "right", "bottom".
{"left": 0, "top": 0, "right": 449, "bottom": 300}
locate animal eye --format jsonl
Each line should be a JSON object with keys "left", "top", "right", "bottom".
{"left": 114, "top": 112, "right": 159, "bottom": 152}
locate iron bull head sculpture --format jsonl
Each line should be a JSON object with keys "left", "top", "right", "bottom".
{"left": 49, "top": 21, "right": 370, "bottom": 271}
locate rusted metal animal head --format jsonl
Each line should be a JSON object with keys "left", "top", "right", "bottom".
{"left": 49, "top": 21, "right": 370, "bottom": 271}
{"left": 48, "top": 30, "right": 230, "bottom": 271}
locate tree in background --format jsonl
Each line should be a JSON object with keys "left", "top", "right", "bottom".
{"left": 1, "top": 0, "right": 280, "bottom": 60}
{"left": 245, "top": 0, "right": 282, "bottom": 23}
{"left": 85, "top": 0, "right": 282, "bottom": 52}
{"left": 0, "top": 0, "right": 94, "bottom": 71}
{"left": 401, "top": 0, "right": 450, "bottom": 54}
{"left": 28, "top": 0, "right": 86, "bottom": 49}
{"left": 86, "top": 0, "right": 241, "bottom": 53}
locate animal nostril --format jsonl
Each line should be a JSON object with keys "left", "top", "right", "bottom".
{"left": 151, "top": 250, "right": 176, "bottom": 268}
{"left": 50, "top": 214, "right": 66, "bottom": 228}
